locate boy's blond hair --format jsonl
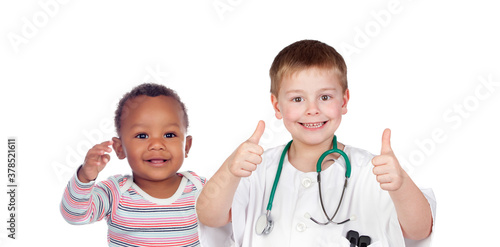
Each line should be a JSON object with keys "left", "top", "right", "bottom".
{"left": 269, "top": 40, "right": 348, "bottom": 96}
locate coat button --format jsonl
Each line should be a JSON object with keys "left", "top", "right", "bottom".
{"left": 296, "top": 222, "right": 307, "bottom": 232}
{"left": 302, "top": 177, "right": 312, "bottom": 188}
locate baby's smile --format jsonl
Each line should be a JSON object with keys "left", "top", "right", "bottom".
{"left": 145, "top": 158, "right": 168, "bottom": 167}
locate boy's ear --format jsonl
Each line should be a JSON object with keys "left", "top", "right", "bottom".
{"left": 184, "top": 135, "right": 193, "bottom": 158}
{"left": 112, "top": 137, "right": 127, "bottom": 159}
{"left": 342, "top": 89, "right": 350, "bottom": 115}
{"left": 271, "top": 94, "right": 283, "bottom": 119}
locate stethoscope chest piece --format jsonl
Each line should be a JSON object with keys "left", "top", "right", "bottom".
{"left": 255, "top": 211, "right": 274, "bottom": 235}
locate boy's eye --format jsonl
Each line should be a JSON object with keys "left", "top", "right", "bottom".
{"left": 292, "top": 97, "right": 303, "bottom": 102}
{"left": 320, "top": 95, "right": 331, "bottom": 101}
{"left": 164, "top": 133, "right": 176, "bottom": 138}
{"left": 136, "top": 133, "right": 148, "bottom": 139}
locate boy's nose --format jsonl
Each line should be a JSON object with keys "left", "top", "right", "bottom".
{"left": 148, "top": 138, "right": 166, "bottom": 151}
{"left": 306, "top": 101, "right": 320, "bottom": 115}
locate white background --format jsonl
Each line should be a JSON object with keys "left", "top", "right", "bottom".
{"left": 1, "top": 0, "right": 499, "bottom": 246}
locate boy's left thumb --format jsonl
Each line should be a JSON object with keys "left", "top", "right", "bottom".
{"left": 381, "top": 128, "right": 392, "bottom": 154}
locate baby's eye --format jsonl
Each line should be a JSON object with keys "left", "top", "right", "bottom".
{"left": 136, "top": 133, "right": 148, "bottom": 139}
{"left": 320, "top": 95, "right": 331, "bottom": 101}
{"left": 292, "top": 97, "right": 303, "bottom": 103}
{"left": 164, "top": 133, "right": 176, "bottom": 138}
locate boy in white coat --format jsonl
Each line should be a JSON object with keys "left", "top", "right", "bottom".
{"left": 197, "top": 40, "right": 435, "bottom": 246}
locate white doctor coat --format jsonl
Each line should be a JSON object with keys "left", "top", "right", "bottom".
{"left": 199, "top": 144, "right": 436, "bottom": 247}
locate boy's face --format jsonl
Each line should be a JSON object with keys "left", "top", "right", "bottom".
{"left": 271, "top": 67, "right": 349, "bottom": 147}
{"left": 112, "top": 95, "right": 192, "bottom": 185}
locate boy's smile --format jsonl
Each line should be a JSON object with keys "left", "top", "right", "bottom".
{"left": 112, "top": 95, "right": 192, "bottom": 196}
{"left": 300, "top": 121, "right": 327, "bottom": 129}
{"left": 272, "top": 67, "right": 349, "bottom": 148}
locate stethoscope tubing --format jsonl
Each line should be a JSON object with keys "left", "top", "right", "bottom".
{"left": 266, "top": 140, "right": 292, "bottom": 211}
{"left": 315, "top": 175, "right": 349, "bottom": 225}
{"left": 316, "top": 135, "right": 351, "bottom": 178}
{"left": 257, "top": 135, "right": 352, "bottom": 235}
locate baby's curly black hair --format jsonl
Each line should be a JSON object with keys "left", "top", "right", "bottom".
{"left": 114, "top": 83, "right": 189, "bottom": 135}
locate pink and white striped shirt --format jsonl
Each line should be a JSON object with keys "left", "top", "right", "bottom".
{"left": 61, "top": 170, "right": 205, "bottom": 247}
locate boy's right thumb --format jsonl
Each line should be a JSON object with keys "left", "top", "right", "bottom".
{"left": 248, "top": 120, "right": 265, "bottom": 144}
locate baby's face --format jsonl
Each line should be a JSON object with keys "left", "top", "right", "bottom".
{"left": 271, "top": 67, "right": 349, "bottom": 147}
{"left": 115, "top": 95, "right": 191, "bottom": 185}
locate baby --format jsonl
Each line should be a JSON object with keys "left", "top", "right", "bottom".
{"left": 61, "top": 83, "right": 205, "bottom": 246}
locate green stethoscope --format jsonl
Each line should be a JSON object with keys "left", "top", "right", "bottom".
{"left": 255, "top": 135, "right": 352, "bottom": 235}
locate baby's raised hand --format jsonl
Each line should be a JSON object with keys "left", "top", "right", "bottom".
{"left": 371, "top": 129, "right": 406, "bottom": 191}
{"left": 226, "top": 121, "right": 265, "bottom": 177}
{"left": 78, "top": 140, "right": 113, "bottom": 183}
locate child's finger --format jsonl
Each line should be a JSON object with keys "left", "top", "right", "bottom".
{"left": 101, "top": 154, "right": 111, "bottom": 164}
{"left": 245, "top": 142, "right": 264, "bottom": 156}
{"left": 372, "top": 165, "right": 391, "bottom": 176}
{"left": 87, "top": 147, "right": 109, "bottom": 161}
{"left": 240, "top": 161, "right": 258, "bottom": 173}
{"left": 379, "top": 182, "right": 396, "bottom": 191}
{"left": 371, "top": 154, "right": 390, "bottom": 166}
{"left": 380, "top": 128, "right": 393, "bottom": 154}
{"left": 244, "top": 152, "right": 263, "bottom": 165}
{"left": 95, "top": 141, "right": 114, "bottom": 154}
{"left": 233, "top": 169, "right": 252, "bottom": 178}
{"left": 247, "top": 120, "right": 265, "bottom": 144}
{"left": 101, "top": 140, "right": 114, "bottom": 146}
{"left": 94, "top": 140, "right": 114, "bottom": 152}
{"left": 373, "top": 152, "right": 398, "bottom": 167}
{"left": 376, "top": 174, "right": 392, "bottom": 184}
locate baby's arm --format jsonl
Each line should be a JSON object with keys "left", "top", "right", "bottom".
{"left": 196, "top": 121, "right": 265, "bottom": 227}
{"left": 371, "top": 129, "right": 433, "bottom": 240}
{"left": 60, "top": 141, "right": 114, "bottom": 224}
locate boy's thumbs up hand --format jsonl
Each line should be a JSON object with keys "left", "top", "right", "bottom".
{"left": 371, "top": 129, "right": 406, "bottom": 191}
{"left": 226, "top": 121, "right": 265, "bottom": 177}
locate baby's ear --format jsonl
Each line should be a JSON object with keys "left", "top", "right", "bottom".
{"left": 112, "top": 137, "right": 126, "bottom": 159}
{"left": 184, "top": 135, "right": 193, "bottom": 158}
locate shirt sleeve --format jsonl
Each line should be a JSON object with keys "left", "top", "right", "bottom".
{"left": 60, "top": 167, "right": 116, "bottom": 225}
{"left": 230, "top": 175, "right": 251, "bottom": 246}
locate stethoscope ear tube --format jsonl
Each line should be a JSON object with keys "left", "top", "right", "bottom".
{"left": 316, "top": 135, "right": 351, "bottom": 178}
{"left": 310, "top": 135, "right": 352, "bottom": 225}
